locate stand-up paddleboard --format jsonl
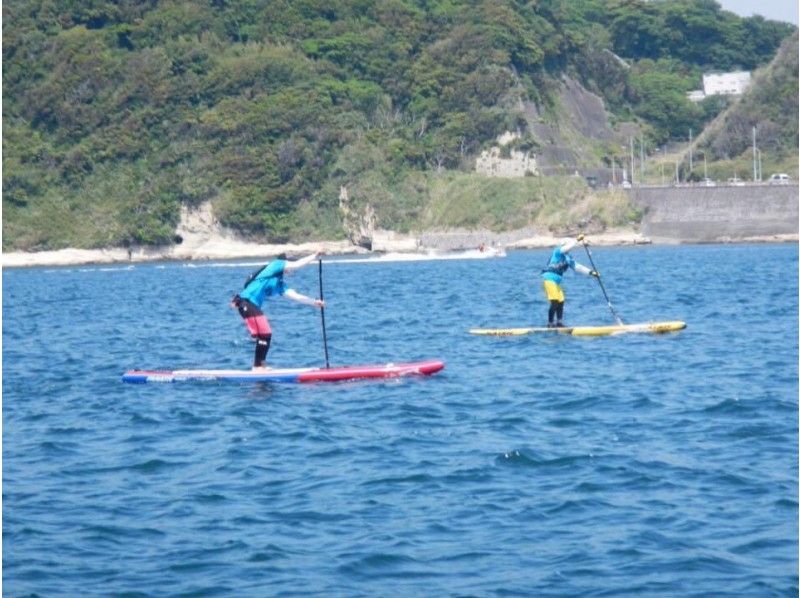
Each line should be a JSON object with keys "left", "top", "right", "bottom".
{"left": 122, "top": 359, "right": 445, "bottom": 384}
{"left": 469, "top": 321, "right": 686, "bottom": 337}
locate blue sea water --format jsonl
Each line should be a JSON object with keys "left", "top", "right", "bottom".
{"left": 3, "top": 243, "right": 798, "bottom": 596}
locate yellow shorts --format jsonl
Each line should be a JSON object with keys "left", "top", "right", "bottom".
{"left": 543, "top": 280, "right": 564, "bottom": 302}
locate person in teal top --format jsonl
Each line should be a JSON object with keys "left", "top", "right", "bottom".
{"left": 540, "top": 235, "right": 598, "bottom": 327}
{"left": 231, "top": 251, "right": 324, "bottom": 369}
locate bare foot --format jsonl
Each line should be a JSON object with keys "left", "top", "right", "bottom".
{"left": 251, "top": 365, "right": 272, "bottom": 371}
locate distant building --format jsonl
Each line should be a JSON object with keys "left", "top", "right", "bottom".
{"left": 703, "top": 71, "right": 751, "bottom": 96}
{"left": 686, "top": 70, "right": 751, "bottom": 102}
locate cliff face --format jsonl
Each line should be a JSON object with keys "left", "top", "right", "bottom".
{"left": 523, "top": 76, "right": 620, "bottom": 174}
{"left": 475, "top": 76, "right": 623, "bottom": 178}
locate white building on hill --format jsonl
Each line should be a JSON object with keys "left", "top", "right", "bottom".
{"left": 703, "top": 71, "right": 751, "bottom": 96}
{"left": 687, "top": 70, "right": 751, "bottom": 102}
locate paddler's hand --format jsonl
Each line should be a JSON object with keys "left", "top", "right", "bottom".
{"left": 577, "top": 233, "right": 585, "bottom": 242}
{"left": 314, "top": 299, "right": 326, "bottom": 308}
{"left": 590, "top": 270, "right": 600, "bottom": 278}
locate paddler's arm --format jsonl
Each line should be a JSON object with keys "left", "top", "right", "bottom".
{"left": 284, "top": 251, "right": 323, "bottom": 272}
{"left": 284, "top": 288, "right": 325, "bottom": 308}
{"left": 574, "top": 263, "right": 599, "bottom": 277}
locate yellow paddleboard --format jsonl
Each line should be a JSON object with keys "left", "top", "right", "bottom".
{"left": 469, "top": 321, "right": 686, "bottom": 337}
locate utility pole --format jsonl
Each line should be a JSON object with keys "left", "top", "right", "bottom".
{"left": 688, "top": 128, "right": 693, "bottom": 175}
{"left": 758, "top": 149, "right": 762, "bottom": 182}
{"left": 704, "top": 154, "right": 707, "bottom": 180}
{"left": 640, "top": 134, "right": 645, "bottom": 183}
{"left": 629, "top": 137, "right": 635, "bottom": 185}
{"left": 753, "top": 126, "right": 757, "bottom": 181}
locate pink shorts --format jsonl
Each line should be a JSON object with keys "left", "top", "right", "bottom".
{"left": 237, "top": 298, "right": 272, "bottom": 336}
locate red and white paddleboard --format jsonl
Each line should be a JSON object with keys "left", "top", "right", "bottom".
{"left": 122, "top": 359, "right": 445, "bottom": 384}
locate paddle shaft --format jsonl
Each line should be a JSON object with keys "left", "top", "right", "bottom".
{"left": 318, "top": 259, "right": 330, "bottom": 368}
{"left": 581, "top": 241, "right": 624, "bottom": 325}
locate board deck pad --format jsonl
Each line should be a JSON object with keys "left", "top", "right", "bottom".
{"left": 122, "top": 359, "right": 445, "bottom": 384}
{"left": 469, "top": 321, "right": 686, "bottom": 337}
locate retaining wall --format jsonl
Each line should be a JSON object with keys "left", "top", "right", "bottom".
{"left": 630, "top": 184, "right": 799, "bottom": 242}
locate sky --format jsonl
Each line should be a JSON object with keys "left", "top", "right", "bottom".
{"left": 715, "top": 0, "right": 798, "bottom": 25}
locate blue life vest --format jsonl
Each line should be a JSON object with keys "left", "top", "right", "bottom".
{"left": 238, "top": 259, "right": 288, "bottom": 306}
{"left": 540, "top": 247, "right": 575, "bottom": 283}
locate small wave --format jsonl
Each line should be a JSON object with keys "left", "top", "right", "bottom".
{"left": 248, "top": 544, "right": 289, "bottom": 562}
{"left": 701, "top": 398, "right": 750, "bottom": 414}
{"left": 337, "top": 553, "right": 443, "bottom": 580}
{"left": 545, "top": 498, "right": 612, "bottom": 516}
{"left": 442, "top": 467, "right": 493, "bottom": 485}
{"left": 194, "top": 493, "right": 228, "bottom": 504}
{"left": 265, "top": 510, "right": 349, "bottom": 524}
{"left": 82, "top": 523, "right": 166, "bottom": 541}
{"left": 731, "top": 537, "right": 795, "bottom": 556}
{"left": 362, "top": 473, "right": 436, "bottom": 486}
{"left": 496, "top": 450, "right": 592, "bottom": 469}
{"left": 130, "top": 458, "right": 186, "bottom": 474}
{"left": 128, "top": 413, "right": 162, "bottom": 426}
{"left": 46, "top": 426, "right": 89, "bottom": 435}
{"left": 38, "top": 440, "right": 80, "bottom": 456}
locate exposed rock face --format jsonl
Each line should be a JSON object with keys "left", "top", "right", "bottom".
{"left": 475, "top": 74, "right": 619, "bottom": 179}
{"left": 338, "top": 185, "right": 376, "bottom": 249}
{"left": 174, "top": 202, "right": 222, "bottom": 244}
{"left": 475, "top": 146, "right": 538, "bottom": 177}
{"left": 523, "top": 76, "right": 618, "bottom": 173}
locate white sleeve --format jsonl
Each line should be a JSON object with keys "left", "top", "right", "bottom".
{"left": 560, "top": 238, "right": 578, "bottom": 253}
{"left": 284, "top": 253, "right": 318, "bottom": 272}
{"left": 284, "top": 288, "right": 317, "bottom": 306}
{"left": 575, "top": 263, "right": 592, "bottom": 276}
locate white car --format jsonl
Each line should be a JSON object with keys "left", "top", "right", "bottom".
{"left": 701, "top": 178, "right": 716, "bottom": 187}
{"left": 768, "top": 173, "right": 791, "bottom": 184}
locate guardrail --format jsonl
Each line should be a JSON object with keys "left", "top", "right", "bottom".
{"left": 616, "top": 181, "right": 796, "bottom": 190}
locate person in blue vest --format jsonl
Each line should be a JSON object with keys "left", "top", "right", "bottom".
{"left": 231, "top": 252, "right": 324, "bottom": 369}
{"left": 540, "top": 234, "right": 598, "bottom": 327}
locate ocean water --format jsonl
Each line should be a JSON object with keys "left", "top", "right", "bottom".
{"left": 3, "top": 243, "right": 798, "bottom": 596}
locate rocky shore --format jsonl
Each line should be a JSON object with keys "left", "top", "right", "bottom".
{"left": 1, "top": 227, "right": 652, "bottom": 268}
{"left": 4, "top": 194, "right": 796, "bottom": 268}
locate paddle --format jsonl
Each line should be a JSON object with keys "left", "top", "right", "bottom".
{"left": 580, "top": 237, "right": 624, "bottom": 325}
{"left": 318, "top": 257, "right": 330, "bottom": 368}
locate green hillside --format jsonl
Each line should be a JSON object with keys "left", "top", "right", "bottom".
{"left": 2, "top": 0, "right": 796, "bottom": 251}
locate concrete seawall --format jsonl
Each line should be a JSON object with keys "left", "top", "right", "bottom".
{"left": 630, "top": 184, "right": 798, "bottom": 242}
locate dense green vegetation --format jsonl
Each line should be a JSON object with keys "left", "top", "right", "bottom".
{"left": 3, "top": 0, "right": 795, "bottom": 250}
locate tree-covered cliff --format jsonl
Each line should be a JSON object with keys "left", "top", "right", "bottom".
{"left": 3, "top": 0, "right": 795, "bottom": 250}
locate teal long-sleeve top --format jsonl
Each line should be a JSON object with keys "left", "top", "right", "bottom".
{"left": 239, "top": 260, "right": 288, "bottom": 306}
{"left": 540, "top": 247, "right": 576, "bottom": 284}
